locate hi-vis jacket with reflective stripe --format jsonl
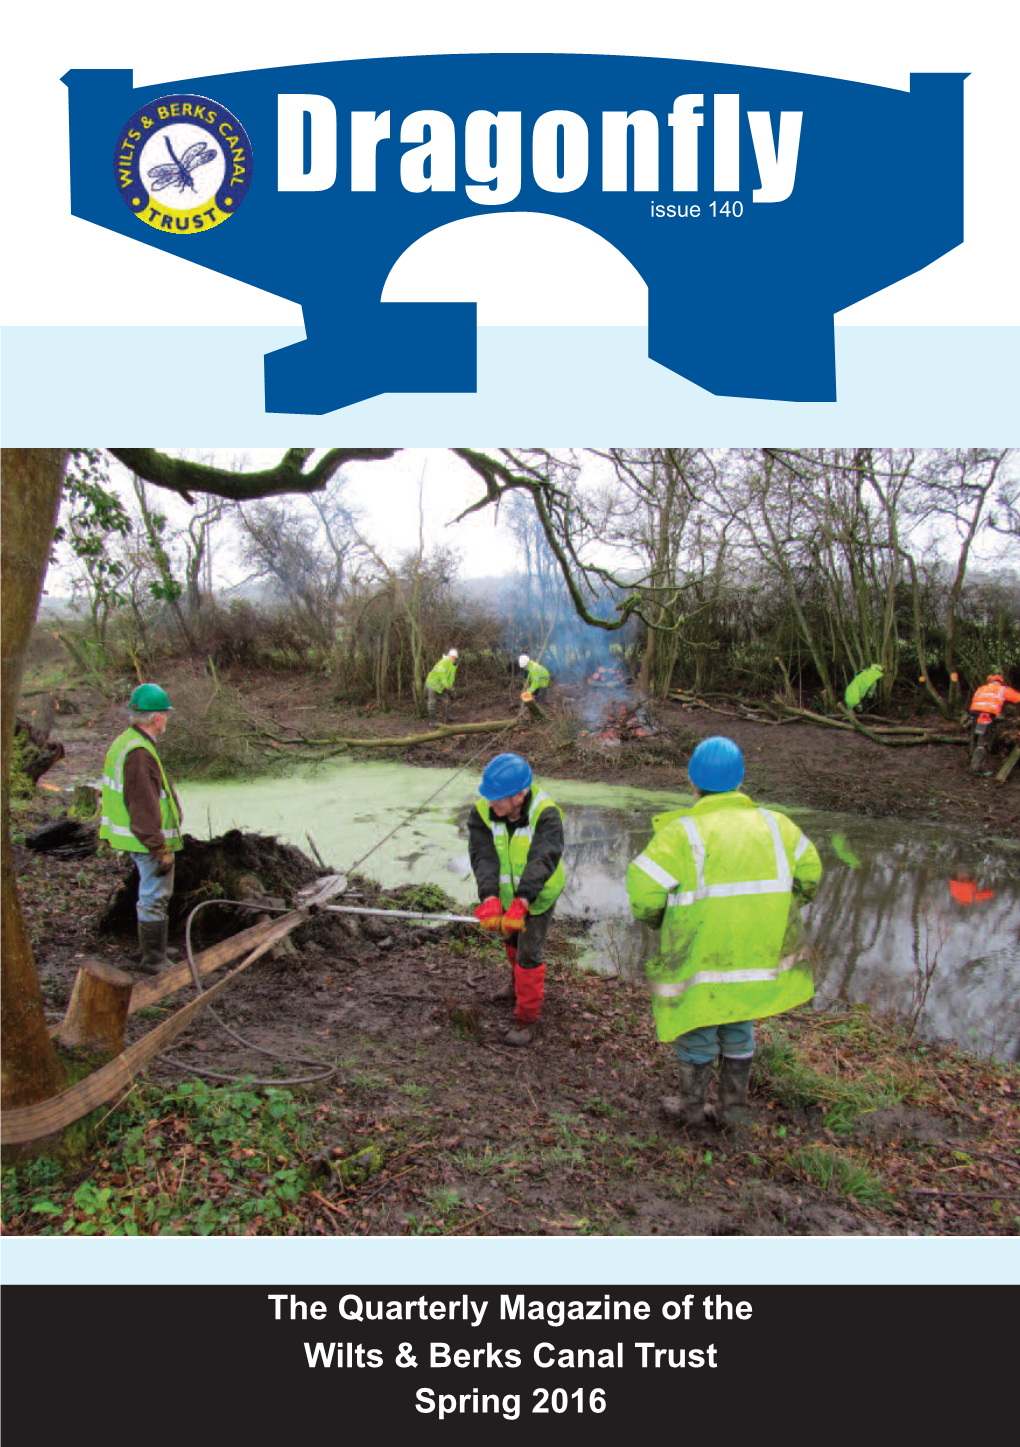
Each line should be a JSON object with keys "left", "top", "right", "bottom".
{"left": 627, "top": 791, "right": 821, "bottom": 1040}
{"left": 474, "top": 790, "right": 566, "bottom": 914}
{"left": 99, "top": 728, "right": 183, "bottom": 854}
{"left": 525, "top": 661, "right": 551, "bottom": 692}
{"left": 426, "top": 656, "right": 458, "bottom": 692}
{"left": 968, "top": 680, "right": 1020, "bottom": 716}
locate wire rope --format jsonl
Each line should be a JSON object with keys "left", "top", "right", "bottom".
{"left": 160, "top": 717, "right": 520, "bottom": 1086}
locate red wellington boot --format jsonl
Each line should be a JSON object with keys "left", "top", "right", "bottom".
{"left": 505, "top": 963, "right": 546, "bottom": 1046}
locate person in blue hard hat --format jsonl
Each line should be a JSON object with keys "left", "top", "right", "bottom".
{"left": 627, "top": 735, "right": 822, "bottom": 1127}
{"left": 468, "top": 752, "right": 566, "bottom": 1045}
{"left": 99, "top": 683, "right": 184, "bottom": 975}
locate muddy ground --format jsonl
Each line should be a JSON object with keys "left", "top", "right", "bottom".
{"left": 7, "top": 665, "right": 1019, "bottom": 1236}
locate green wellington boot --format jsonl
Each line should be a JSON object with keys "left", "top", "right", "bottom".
{"left": 137, "top": 919, "right": 175, "bottom": 975}
{"left": 663, "top": 1060, "right": 715, "bottom": 1127}
{"left": 717, "top": 1056, "right": 753, "bottom": 1127}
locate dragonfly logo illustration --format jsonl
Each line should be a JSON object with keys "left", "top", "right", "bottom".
{"left": 114, "top": 92, "right": 252, "bottom": 234}
{"left": 147, "top": 136, "right": 218, "bottom": 193}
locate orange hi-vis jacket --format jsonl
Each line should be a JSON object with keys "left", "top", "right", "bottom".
{"left": 969, "top": 680, "right": 1020, "bottom": 716}
{"left": 949, "top": 877, "right": 995, "bottom": 906}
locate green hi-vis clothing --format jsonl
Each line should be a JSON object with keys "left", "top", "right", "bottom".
{"left": 525, "top": 661, "right": 551, "bottom": 691}
{"left": 426, "top": 656, "right": 458, "bottom": 692}
{"left": 845, "top": 665, "right": 884, "bottom": 710}
{"left": 627, "top": 792, "right": 821, "bottom": 1042}
{"left": 475, "top": 790, "right": 566, "bottom": 914}
{"left": 99, "top": 728, "right": 183, "bottom": 854}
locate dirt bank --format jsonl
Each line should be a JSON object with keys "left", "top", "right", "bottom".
{"left": 30, "top": 665, "right": 1020, "bottom": 841}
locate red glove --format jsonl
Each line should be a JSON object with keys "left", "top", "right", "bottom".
{"left": 474, "top": 897, "right": 504, "bottom": 932}
{"left": 501, "top": 896, "right": 530, "bottom": 936}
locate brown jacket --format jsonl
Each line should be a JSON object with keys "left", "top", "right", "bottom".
{"left": 123, "top": 727, "right": 182, "bottom": 853}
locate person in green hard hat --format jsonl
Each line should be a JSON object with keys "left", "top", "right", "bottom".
{"left": 99, "top": 684, "right": 184, "bottom": 974}
{"left": 627, "top": 736, "right": 822, "bottom": 1128}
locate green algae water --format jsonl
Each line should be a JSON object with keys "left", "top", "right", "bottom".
{"left": 180, "top": 760, "right": 1020, "bottom": 1061}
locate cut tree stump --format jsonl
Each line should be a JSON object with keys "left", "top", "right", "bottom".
{"left": 56, "top": 959, "right": 134, "bottom": 1055}
{"left": 70, "top": 783, "right": 99, "bottom": 818}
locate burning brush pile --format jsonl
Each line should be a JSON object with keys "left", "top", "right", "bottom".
{"left": 573, "top": 663, "right": 668, "bottom": 749}
{"left": 582, "top": 698, "right": 665, "bottom": 747}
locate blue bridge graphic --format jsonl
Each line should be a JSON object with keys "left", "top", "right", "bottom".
{"left": 64, "top": 57, "right": 966, "bottom": 413}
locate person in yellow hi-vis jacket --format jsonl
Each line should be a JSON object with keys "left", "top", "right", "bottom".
{"left": 627, "top": 736, "right": 821, "bottom": 1127}
{"left": 468, "top": 752, "right": 565, "bottom": 1046}
{"left": 425, "top": 647, "right": 459, "bottom": 724}
{"left": 518, "top": 654, "right": 551, "bottom": 703}
{"left": 99, "top": 683, "right": 184, "bottom": 974}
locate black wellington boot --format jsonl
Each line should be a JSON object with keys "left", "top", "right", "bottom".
{"left": 662, "top": 1060, "right": 715, "bottom": 1127}
{"left": 137, "top": 919, "right": 174, "bottom": 975}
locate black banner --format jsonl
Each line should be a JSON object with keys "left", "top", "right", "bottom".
{"left": 3, "top": 1284, "right": 1012, "bottom": 1438}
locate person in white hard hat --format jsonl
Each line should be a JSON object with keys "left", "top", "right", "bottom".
{"left": 425, "top": 648, "right": 459, "bottom": 724}
{"left": 518, "top": 654, "right": 551, "bottom": 704}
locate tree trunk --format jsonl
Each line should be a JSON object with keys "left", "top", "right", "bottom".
{"left": 1, "top": 448, "right": 69, "bottom": 1109}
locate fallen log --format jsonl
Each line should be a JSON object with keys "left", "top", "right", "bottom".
{"left": 837, "top": 704, "right": 967, "bottom": 748}
{"left": 773, "top": 704, "right": 966, "bottom": 746}
{"left": 671, "top": 694, "right": 966, "bottom": 752}
{"left": 670, "top": 691, "right": 756, "bottom": 721}
{"left": 995, "top": 745, "right": 1020, "bottom": 786}
{"left": 277, "top": 720, "right": 514, "bottom": 750}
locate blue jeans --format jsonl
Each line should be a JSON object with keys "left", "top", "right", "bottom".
{"left": 673, "top": 1021, "right": 755, "bottom": 1066}
{"left": 134, "top": 852, "right": 174, "bottom": 923}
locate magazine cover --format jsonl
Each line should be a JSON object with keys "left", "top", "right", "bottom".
{"left": 2, "top": 0, "right": 1017, "bottom": 1430}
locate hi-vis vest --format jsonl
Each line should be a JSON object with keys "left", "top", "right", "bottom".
{"left": 969, "top": 680, "right": 1019, "bottom": 716}
{"left": 99, "top": 728, "right": 183, "bottom": 854}
{"left": 426, "top": 656, "right": 457, "bottom": 692}
{"left": 475, "top": 789, "right": 566, "bottom": 914}
{"left": 526, "top": 661, "right": 551, "bottom": 691}
{"left": 627, "top": 792, "right": 821, "bottom": 1040}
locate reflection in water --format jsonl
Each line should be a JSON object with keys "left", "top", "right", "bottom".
{"left": 181, "top": 762, "right": 1020, "bottom": 1061}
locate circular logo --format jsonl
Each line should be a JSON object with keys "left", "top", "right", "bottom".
{"left": 114, "top": 93, "right": 252, "bottom": 235}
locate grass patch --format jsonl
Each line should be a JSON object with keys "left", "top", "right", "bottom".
{"left": 755, "top": 1010, "right": 927, "bottom": 1131}
{"left": 785, "top": 1144, "right": 893, "bottom": 1207}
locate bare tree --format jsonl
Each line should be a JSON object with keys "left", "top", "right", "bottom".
{"left": 234, "top": 477, "right": 367, "bottom": 646}
{"left": 1, "top": 448, "right": 406, "bottom": 1116}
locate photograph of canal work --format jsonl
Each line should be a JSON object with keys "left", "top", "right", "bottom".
{"left": 3, "top": 447, "right": 1018, "bottom": 1237}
